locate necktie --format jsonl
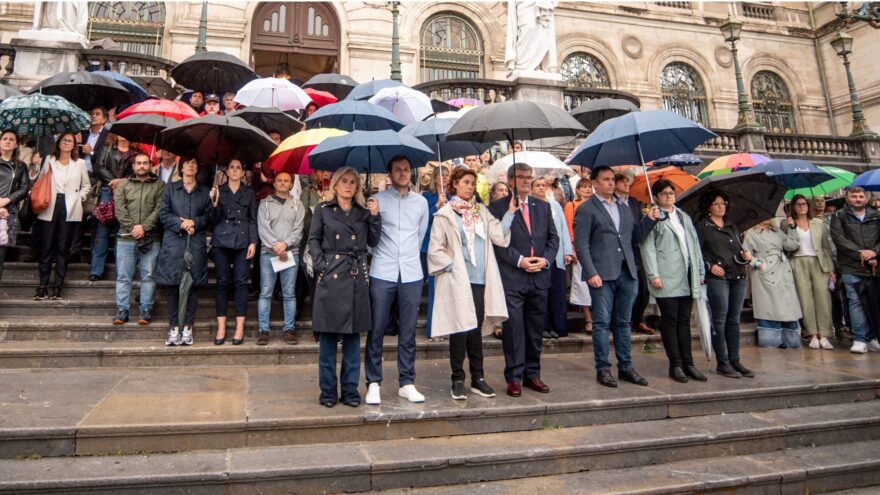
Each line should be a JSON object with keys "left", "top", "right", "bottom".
{"left": 521, "top": 200, "right": 535, "bottom": 256}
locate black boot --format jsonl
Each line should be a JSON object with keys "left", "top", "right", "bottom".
{"left": 669, "top": 366, "right": 688, "bottom": 383}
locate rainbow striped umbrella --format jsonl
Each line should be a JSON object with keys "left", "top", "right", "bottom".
{"left": 697, "top": 153, "right": 771, "bottom": 179}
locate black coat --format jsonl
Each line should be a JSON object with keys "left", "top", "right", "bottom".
{"left": 81, "top": 127, "right": 109, "bottom": 183}
{"left": 488, "top": 194, "right": 559, "bottom": 291}
{"left": 210, "top": 183, "right": 258, "bottom": 250}
{"left": 154, "top": 181, "right": 213, "bottom": 287}
{"left": 0, "top": 158, "right": 29, "bottom": 204}
{"left": 308, "top": 200, "right": 381, "bottom": 334}
{"left": 695, "top": 218, "right": 747, "bottom": 281}
{"left": 96, "top": 147, "right": 138, "bottom": 183}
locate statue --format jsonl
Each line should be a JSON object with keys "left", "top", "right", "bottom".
{"left": 505, "top": 0, "right": 559, "bottom": 77}
{"left": 30, "top": 0, "right": 89, "bottom": 43}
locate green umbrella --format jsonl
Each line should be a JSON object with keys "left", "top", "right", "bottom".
{"left": 0, "top": 93, "right": 90, "bottom": 137}
{"left": 178, "top": 235, "right": 194, "bottom": 329}
{"left": 784, "top": 165, "right": 854, "bottom": 199}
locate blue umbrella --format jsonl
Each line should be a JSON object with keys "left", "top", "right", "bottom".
{"left": 566, "top": 110, "right": 716, "bottom": 203}
{"left": 308, "top": 129, "right": 434, "bottom": 175}
{"left": 93, "top": 70, "right": 149, "bottom": 106}
{"left": 852, "top": 169, "right": 880, "bottom": 192}
{"left": 345, "top": 79, "right": 404, "bottom": 101}
{"left": 751, "top": 159, "right": 834, "bottom": 189}
{"left": 653, "top": 153, "right": 703, "bottom": 167}
{"left": 400, "top": 117, "right": 493, "bottom": 162}
{"left": 304, "top": 100, "right": 404, "bottom": 132}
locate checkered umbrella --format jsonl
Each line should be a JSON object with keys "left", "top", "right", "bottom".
{"left": 0, "top": 93, "right": 90, "bottom": 137}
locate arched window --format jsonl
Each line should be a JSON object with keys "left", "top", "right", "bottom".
{"left": 561, "top": 52, "right": 610, "bottom": 89}
{"left": 751, "top": 71, "right": 796, "bottom": 133}
{"left": 419, "top": 14, "right": 484, "bottom": 82}
{"left": 660, "top": 62, "right": 709, "bottom": 126}
{"left": 88, "top": 2, "right": 165, "bottom": 73}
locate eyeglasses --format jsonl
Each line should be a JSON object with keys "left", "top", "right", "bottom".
{"left": 711, "top": 201, "right": 729, "bottom": 207}
{"left": 657, "top": 191, "right": 675, "bottom": 197}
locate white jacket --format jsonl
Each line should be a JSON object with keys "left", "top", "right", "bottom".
{"left": 36, "top": 156, "right": 91, "bottom": 222}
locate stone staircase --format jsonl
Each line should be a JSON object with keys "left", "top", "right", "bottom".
{"left": 1, "top": 234, "right": 879, "bottom": 494}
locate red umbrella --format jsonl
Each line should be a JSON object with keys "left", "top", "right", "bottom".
{"left": 116, "top": 98, "right": 199, "bottom": 121}
{"left": 303, "top": 88, "right": 337, "bottom": 108}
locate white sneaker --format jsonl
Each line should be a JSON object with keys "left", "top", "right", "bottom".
{"left": 869, "top": 339, "right": 880, "bottom": 352}
{"left": 398, "top": 384, "right": 425, "bottom": 403}
{"left": 809, "top": 337, "right": 820, "bottom": 349}
{"left": 819, "top": 337, "right": 834, "bottom": 350}
{"left": 365, "top": 383, "right": 381, "bottom": 405}
{"left": 851, "top": 341, "right": 868, "bottom": 354}
{"left": 165, "top": 326, "right": 180, "bottom": 346}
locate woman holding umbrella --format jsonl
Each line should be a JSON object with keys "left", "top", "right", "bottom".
{"left": 0, "top": 130, "right": 29, "bottom": 282}
{"left": 695, "top": 191, "right": 755, "bottom": 379}
{"left": 155, "top": 156, "right": 213, "bottom": 346}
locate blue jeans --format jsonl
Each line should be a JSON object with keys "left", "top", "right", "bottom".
{"left": 756, "top": 319, "right": 801, "bottom": 349}
{"left": 115, "top": 238, "right": 159, "bottom": 313}
{"left": 258, "top": 253, "right": 298, "bottom": 333}
{"left": 90, "top": 186, "right": 118, "bottom": 277}
{"left": 366, "top": 276, "right": 422, "bottom": 386}
{"left": 318, "top": 332, "right": 361, "bottom": 404}
{"left": 589, "top": 268, "right": 638, "bottom": 371}
{"left": 706, "top": 278, "right": 747, "bottom": 364}
{"left": 842, "top": 274, "right": 873, "bottom": 343}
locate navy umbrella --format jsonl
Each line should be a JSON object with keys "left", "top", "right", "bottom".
{"left": 853, "top": 169, "right": 880, "bottom": 192}
{"left": 653, "top": 153, "right": 703, "bottom": 168}
{"left": 567, "top": 110, "right": 716, "bottom": 203}
{"left": 93, "top": 70, "right": 149, "bottom": 106}
{"left": 400, "top": 117, "right": 493, "bottom": 162}
{"left": 751, "top": 159, "right": 834, "bottom": 190}
{"left": 308, "top": 129, "right": 434, "bottom": 175}
{"left": 345, "top": 79, "right": 404, "bottom": 101}
{"left": 304, "top": 100, "right": 404, "bottom": 132}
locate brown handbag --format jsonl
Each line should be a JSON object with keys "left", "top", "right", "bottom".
{"left": 29, "top": 164, "right": 53, "bottom": 214}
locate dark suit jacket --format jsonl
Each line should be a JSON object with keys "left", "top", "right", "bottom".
{"left": 488, "top": 194, "right": 559, "bottom": 291}
{"left": 573, "top": 195, "right": 656, "bottom": 282}
{"left": 81, "top": 127, "right": 109, "bottom": 182}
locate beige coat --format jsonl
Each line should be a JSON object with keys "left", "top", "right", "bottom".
{"left": 428, "top": 203, "right": 509, "bottom": 337}
{"left": 780, "top": 218, "right": 835, "bottom": 273}
{"left": 36, "top": 156, "right": 90, "bottom": 222}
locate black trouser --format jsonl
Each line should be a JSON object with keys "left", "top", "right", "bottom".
{"left": 250, "top": 240, "right": 262, "bottom": 290}
{"left": 0, "top": 246, "right": 6, "bottom": 282}
{"left": 37, "top": 194, "right": 78, "bottom": 288}
{"left": 631, "top": 259, "right": 650, "bottom": 328}
{"left": 450, "top": 284, "right": 486, "bottom": 383}
{"left": 832, "top": 275, "right": 851, "bottom": 330}
{"left": 167, "top": 286, "right": 198, "bottom": 327}
{"left": 546, "top": 266, "right": 568, "bottom": 336}
{"left": 656, "top": 296, "right": 695, "bottom": 369}
{"left": 213, "top": 246, "right": 249, "bottom": 317}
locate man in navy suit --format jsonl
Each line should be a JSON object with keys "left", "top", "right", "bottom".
{"left": 489, "top": 163, "right": 559, "bottom": 397}
{"left": 574, "top": 166, "right": 660, "bottom": 388}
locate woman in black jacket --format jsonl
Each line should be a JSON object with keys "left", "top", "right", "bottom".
{"left": 209, "top": 159, "right": 258, "bottom": 345}
{"left": 0, "top": 130, "right": 29, "bottom": 281}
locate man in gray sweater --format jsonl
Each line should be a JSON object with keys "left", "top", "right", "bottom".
{"left": 257, "top": 172, "right": 306, "bottom": 345}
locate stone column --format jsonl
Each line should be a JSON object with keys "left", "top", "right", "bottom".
{"left": 8, "top": 37, "right": 82, "bottom": 89}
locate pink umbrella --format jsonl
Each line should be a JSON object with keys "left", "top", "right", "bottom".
{"left": 447, "top": 97, "right": 484, "bottom": 108}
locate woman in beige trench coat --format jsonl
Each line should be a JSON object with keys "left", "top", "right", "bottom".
{"left": 428, "top": 167, "right": 513, "bottom": 401}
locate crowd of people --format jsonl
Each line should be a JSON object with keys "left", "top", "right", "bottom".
{"left": 0, "top": 98, "right": 879, "bottom": 408}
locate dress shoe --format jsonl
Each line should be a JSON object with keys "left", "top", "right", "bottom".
{"left": 716, "top": 362, "right": 742, "bottom": 378}
{"left": 320, "top": 399, "right": 337, "bottom": 408}
{"left": 634, "top": 323, "right": 655, "bottom": 335}
{"left": 256, "top": 332, "right": 269, "bottom": 346}
{"left": 214, "top": 336, "right": 226, "bottom": 345}
{"left": 731, "top": 361, "right": 754, "bottom": 378}
{"left": 684, "top": 366, "right": 708, "bottom": 382}
{"left": 506, "top": 382, "right": 522, "bottom": 397}
{"left": 232, "top": 337, "right": 244, "bottom": 346}
{"left": 619, "top": 368, "right": 649, "bottom": 386}
{"left": 542, "top": 331, "right": 552, "bottom": 339}
{"left": 548, "top": 330, "right": 560, "bottom": 339}
{"left": 597, "top": 369, "right": 618, "bottom": 388}
{"left": 283, "top": 330, "right": 298, "bottom": 345}
{"left": 524, "top": 377, "right": 550, "bottom": 393}
{"left": 340, "top": 398, "right": 360, "bottom": 407}
{"left": 669, "top": 366, "right": 688, "bottom": 383}
{"left": 89, "top": 274, "right": 100, "bottom": 282}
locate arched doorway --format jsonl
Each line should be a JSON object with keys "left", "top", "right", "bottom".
{"left": 251, "top": 2, "right": 340, "bottom": 83}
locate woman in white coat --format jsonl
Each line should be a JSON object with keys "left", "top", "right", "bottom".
{"left": 34, "top": 132, "right": 90, "bottom": 300}
{"left": 428, "top": 167, "right": 513, "bottom": 401}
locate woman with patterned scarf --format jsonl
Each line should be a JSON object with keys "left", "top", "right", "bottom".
{"left": 428, "top": 167, "right": 515, "bottom": 401}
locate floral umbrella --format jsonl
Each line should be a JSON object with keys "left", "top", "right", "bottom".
{"left": 0, "top": 93, "right": 90, "bottom": 137}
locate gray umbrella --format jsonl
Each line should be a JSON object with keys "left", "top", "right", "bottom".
{"left": 569, "top": 97, "right": 639, "bottom": 131}
{"left": 445, "top": 100, "right": 586, "bottom": 144}
{"left": 178, "top": 235, "right": 194, "bottom": 330}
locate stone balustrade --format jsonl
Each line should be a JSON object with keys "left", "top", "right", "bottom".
{"left": 562, "top": 87, "right": 641, "bottom": 111}
{"left": 656, "top": 2, "right": 692, "bottom": 9}
{"left": 0, "top": 43, "right": 15, "bottom": 82}
{"left": 412, "top": 78, "right": 514, "bottom": 104}
{"left": 80, "top": 49, "right": 175, "bottom": 79}
{"left": 696, "top": 129, "right": 742, "bottom": 154}
{"left": 765, "top": 132, "right": 863, "bottom": 161}
{"left": 741, "top": 2, "right": 775, "bottom": 21}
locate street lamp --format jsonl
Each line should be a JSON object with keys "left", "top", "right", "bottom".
{"left": 389, "top": 1, "right": 402, "bottom": 82}
{"left": 719, "top": 15, "right": 761, "bottom": 130}
{"left": 830, "top": 30, "right": 877, "bottom": 138}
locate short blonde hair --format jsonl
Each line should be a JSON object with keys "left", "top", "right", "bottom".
{"left": 329, "top": 166, "right": 366, "bottom": 207}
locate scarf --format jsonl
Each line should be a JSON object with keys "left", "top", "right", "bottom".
{"left": 450, "top": 195, "right": 480, "bottom": 266}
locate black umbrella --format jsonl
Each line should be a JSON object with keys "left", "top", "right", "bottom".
{"left": 228, "top": 107, "right": 303, "bottom": 138}
{"left": 676, "top": 170, "right": 788, "bottom": 232}
{"left": 30, "top": 71, "right": 129, "bottom": 111}
{"left": 400, "top": 117, "right": 493, "bottom": 162}
{"left": 108, "top": 113, "right": 176, "bottom": 146}
{"left": 302, "top": 73, "right": 358, "bottom": 99}
{"left": 159, "top": 114, "right": 277, "bottom": 167}
{"left": 569, "top": 97, "right": 639, "bottom": 131}
{"left": 131, "top": 77, "right": 179, "bottom": 100}
{"left": 445, "top": 100, "right": 586, "bottom": 144}
{"left": 430, "top": 99, "right": 459, "bottom": 114}
{"left": 170, "top": 51, "right": 257, "bottom": 96}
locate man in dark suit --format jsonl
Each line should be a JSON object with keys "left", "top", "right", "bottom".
{"left": 574, "top": 166, "right": 659, "bottom": 388}
{"left": 614, "top": 172, "right": 656, "bottom": 336}
{"left": 489, "top": 163, "right": 559, "bottom": 397}
{"left": 80, "top": 107, "right": 110, "bottom": 187}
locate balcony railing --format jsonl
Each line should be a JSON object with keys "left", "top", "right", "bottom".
{"left": 80, "top": 49, "right": 176, "bottom": 78}
{"left": 656, "top": 2, "right": 692, "bottom": 9}
{"left": 741, "top": 2, "right": 775, "bottom": 21}
{"left": 563, "top": 87, "right": 641, "bottom": 111}
{"left": 765, "top": 133, "right": 863, "bottom": 162}
{"left": 413, "top": 78, "right": 514, "bottom": 104}
{"left": 696, "top": 128, "right": 742, "bottom": 154}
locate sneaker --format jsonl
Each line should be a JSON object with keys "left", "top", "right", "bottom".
{"left": 851, "top": 341, "right": 868, "bottom": 354}
{"left": 398, "top": 384, "right": 425, "bottom": 403}
{"left": 33, "top": 287, "right": 48, "bottom": 300}
{"left": 49, "top": 287, "right": 62, "bottom": 300}
{"left": 365, "top": 383, "right": 381, "bottom": 405}
{"left": 88, "top": 274, "right": 100, "bottom": 282}
{"left": 838, "top": 327, "right": 855, "bottom": 341}
{"left": 819, "top": 337, "right": 834, "bottom": 350}
{"left": 256, "top": 332, "right": 269, "bottom": 346}
{"left": 180, "top": 325, "right": 193, "bottom": 346}
{"left": 542, "top": 331, "right": 552, "bottom": 339}
{"left": 869, "top": 339, "right": 880, "bottom": 352}
{"left": 809, "top": 337, "right": 820, "bottom": 349}
{"left": 470, "top": 378, "right": 496, "bottom": 398}
{"left": 451, "top": 380, "right": 467, "bottom": 400}
{"left": 137, "top": 310, "right": 152, "bottom": 325}
{"left": 165, "top": 326, "right": 180, "bottom": 346}
{"left": 112, "top": 310, "right": 129, "bottom": 325}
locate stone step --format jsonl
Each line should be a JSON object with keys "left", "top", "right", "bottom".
{"left": 376, "top": 440, "right": 880, "bottom": 495}
{"left": 0, "top": 347, "right": 873, "bottom": 459}
{"left": 1, "top": 401, "right": 879, "bottom": 493}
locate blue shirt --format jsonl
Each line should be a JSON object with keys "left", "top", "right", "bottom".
{"left": 421, "top": 191, "right": 449, "bottom": 253}
{"left": 598, "top": 193, "right": 621, "bottom": 232}
{"left": 370, "top": 187, "right": 429, "bottom": 283}
{"left": 455, "top": 213, "right": 486, "bottom": 285}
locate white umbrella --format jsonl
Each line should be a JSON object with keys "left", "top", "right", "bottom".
{"left": 368, "top": 86, "right": 433, "bottom": 125}
{"left": 489, "top": 150, "right": 575, "bottom": 178}
{"left": 695, "top": 291, "right": 713, "bottom": 364}
{"left": 234, "top": 77, "right": 312, "bottom": 111}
